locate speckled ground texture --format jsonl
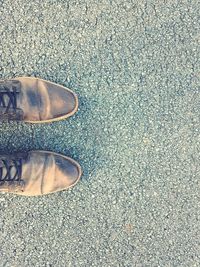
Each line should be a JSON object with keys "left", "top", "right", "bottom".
{"left": 0, "top": 0, "right": 200, "bottom": 266}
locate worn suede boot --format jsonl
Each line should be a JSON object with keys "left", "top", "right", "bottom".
{"left": 0, "top": 151, "right": 82, "bottom": 196}
{"left": 0, "top": 77, "right": 78, "bottom": 123}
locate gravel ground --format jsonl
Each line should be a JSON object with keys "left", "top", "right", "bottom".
{"left": 0, "top": 0, "right": 200, "bottom": 266}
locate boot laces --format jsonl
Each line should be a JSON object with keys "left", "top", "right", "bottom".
{"left": 0, "top": 81, "right": 20, "bottom": 113}
{"left": 0, "top": 157, "right": 23, "bottom": 185}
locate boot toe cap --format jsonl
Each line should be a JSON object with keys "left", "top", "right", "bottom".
{"left": 16, "top": 77, "right": 78, "bottom": 122}
{"left": 47, "top": 85, "right": 78, "bottom": 120}
{"left": 54, "top": 155, "right": 81, "bottom": 189}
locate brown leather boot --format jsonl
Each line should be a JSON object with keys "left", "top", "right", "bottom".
{"left": 0, "top": 151, "right": 82, "bottom": 196}
{"left": 0, "top": 77, "right": 78, "bottom": 123}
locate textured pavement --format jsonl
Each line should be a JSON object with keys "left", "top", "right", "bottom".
{"left": 0, "top": 0, "right": 200, "bottom": 266}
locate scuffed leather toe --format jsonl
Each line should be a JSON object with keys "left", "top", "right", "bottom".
{"left": 14, "top": 77, "right": 78, "bottom": 123}
{"left": 40, "top": 81, "right": 78, "bottom": 121}
{"left": 18, "top": 151, "right": 81, "bottom": 196}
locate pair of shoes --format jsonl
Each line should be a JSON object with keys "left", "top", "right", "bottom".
{"left": 0, "top": 77, "right": 82, "bottom": 196}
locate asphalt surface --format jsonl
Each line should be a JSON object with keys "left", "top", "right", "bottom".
{"left": 0, "top": 0, "right": 200, "bottom": 266}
